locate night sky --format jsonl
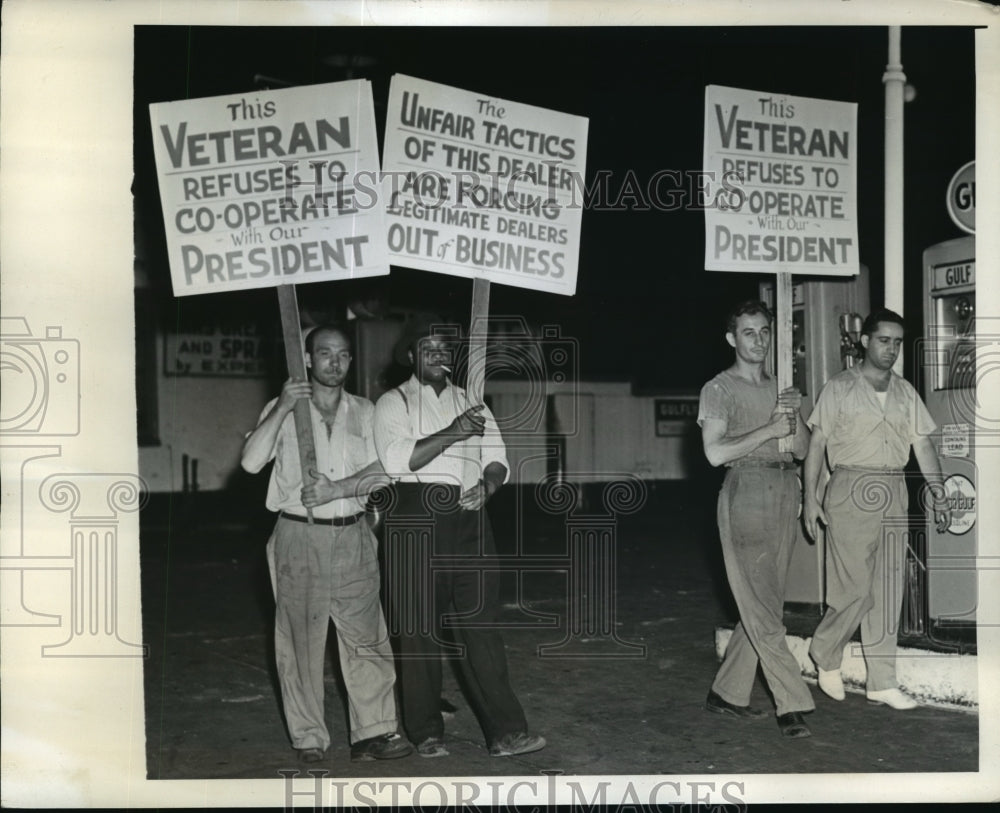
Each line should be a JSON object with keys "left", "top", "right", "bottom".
{"left": 133, "top": 25, "right": 975, "bottom": 390}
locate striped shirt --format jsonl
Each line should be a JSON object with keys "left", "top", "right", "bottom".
{"left": 373, "top": 375, "right": 509, "bottom": 490}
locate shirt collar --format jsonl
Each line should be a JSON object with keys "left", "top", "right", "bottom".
{"left": 307, "top": 392, "right": 349, "bottom": 422}
{"left": 407, "top": 373, "right": 457, "bottom": 399}
{"left": 849, "top": 364, "right": 905, "bottom": 404}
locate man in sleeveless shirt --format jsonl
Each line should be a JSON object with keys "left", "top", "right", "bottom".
{"left": 803, "top": 309, "right": 951, "bottom": 710}
{"left": 697, "top": 300, "right": 815, "bottom": 738}
{"left": 372, "top": 315, "right": 545, "bottom": 759}
{"left": 241, "top": 325, "right": 411, "bottom": 764}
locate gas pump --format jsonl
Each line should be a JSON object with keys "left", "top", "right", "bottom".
{"left": 760, "top": 267, "right": 870, "bottom": 605}
{"left": 920, "top": 235, "right": 976, "bottom": 637}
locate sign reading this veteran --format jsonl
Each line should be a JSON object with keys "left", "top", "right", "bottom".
{"left": 704, "top": 85, "right": 859, "bottom": 276}
{"left": 150, "top": 81, "right": 389, "bottom": 296}
{"left": 381, "top": 74, "right": 588, "bottom": 295}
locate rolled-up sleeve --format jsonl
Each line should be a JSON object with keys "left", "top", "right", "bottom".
{"left": 243, "top": 398, "right": 282, "bottom": 465}
{"left": 806, "top": 379, "right": 839, "bottom": 432}
{"left": 909, "top": 389, "right": 938, "bottom": 441}
{"left": 373, "top": 389, "right": 417, "bottom": 478}
{"left": 480, "top": 405, "right": 511, "bottom": 484}
{"left": 697, "top": 380, "right": 728, "bottom": 427}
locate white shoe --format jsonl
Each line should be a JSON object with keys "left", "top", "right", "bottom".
{"left": 817, "top": 667, "right": 845, "bottom": 701}
{"left": 866, "top": 687, "right": 918, "bottom": 710}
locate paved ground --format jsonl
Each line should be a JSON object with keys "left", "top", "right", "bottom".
{"left": 140, "top": 480, "right": 978, "bottom": 781}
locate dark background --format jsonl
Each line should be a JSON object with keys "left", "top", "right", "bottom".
{"left": 133, "top": 25, "right": 975, "bottom": 390}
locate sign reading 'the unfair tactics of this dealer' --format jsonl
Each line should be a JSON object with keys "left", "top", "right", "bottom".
{"left": 149, "top": 81, "right": 389, "bottom": 297}
{"left": 703, "top": 85, "right": 859, "bottom": 276}
{"left": 381, "top": 74, "right": 589, "bottom": 296}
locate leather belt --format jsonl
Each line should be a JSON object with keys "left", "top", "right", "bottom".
{"left": 280, "top": 511, "right": 365, "bottom": 527}
{"left": 727, "top": 460, "right": 797, "bottom": 470}
{"left": 834, "top": 466, "right": 904, "bottom": 475}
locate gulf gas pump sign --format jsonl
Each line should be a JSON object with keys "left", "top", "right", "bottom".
{"left": 922, "top": 235, "right": 977, "bottom": 625}
{"left": 942, "top": 474, "right": 976, "bottom": 535}
{"left": 945, "top": 161, "right": 975, "bottom": 235}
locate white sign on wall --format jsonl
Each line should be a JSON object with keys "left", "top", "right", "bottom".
{"left": 941, "top": 423, "right": 971, "bottom": 458}
{"left": 150, "top": 80, "right": 389, "bottom": 296}
{"left": 704, "top": 85, "right": 859, "bottom": 276}
{"left": 381, "top": 74, "right": 589, "bottom": 296}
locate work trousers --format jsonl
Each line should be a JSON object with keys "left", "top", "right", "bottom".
{"left": 383, "top": 483, "right": 528, "bottom": 747}
{"left": 267, "top": 515, "right": 398, "bottom": 751}
{"left": 712, "top": 466, "right": 815, "bottom": 715}
{"left": 809, "top": 467, "right": 909, "bottom": 692}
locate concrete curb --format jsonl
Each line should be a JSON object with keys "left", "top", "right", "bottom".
{"left": 714, "top": 627, "right": 978, "bottom": 713}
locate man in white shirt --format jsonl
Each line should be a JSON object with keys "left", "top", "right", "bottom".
{"left": 242, "top": 325, "right": 411, "bottom": 764}
{"left": 373, "top": 315, "right": 545, "bottom": 759}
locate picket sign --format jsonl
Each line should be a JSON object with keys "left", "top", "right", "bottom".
{"left": 703, "top": 86, "right": 860, "bottom": 454}
{"left": 148, "top": 80, "right": 389, "bottom": 524}
{"left": 378, "top": 74, "right": 588, "bottom": 492}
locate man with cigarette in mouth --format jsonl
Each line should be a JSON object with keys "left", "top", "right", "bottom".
{"left": 697, "top": 300, "right": 815, "bottom": 738}
{"left": 373, "top": 314, "right": 545, "bottom": 759}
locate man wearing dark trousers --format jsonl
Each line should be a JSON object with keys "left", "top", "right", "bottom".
{"left": 373, "top": 315, "right": 545, "bottom": 759}
{"left": 697, "top": 300, "right": 815, "bottom": 738}
{"left": 242, "top": 325, "right": 411, "bottom": 764}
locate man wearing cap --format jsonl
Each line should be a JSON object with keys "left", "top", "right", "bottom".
{"left": 697, "top": 300, "right": 815, "bottom": 738}
{"left": 372, "top": 315, "right": 545, "bottom": 759}
{"left": 803, "top": 308, "right": 951, "bottom": 710}
{"left": 241, "top": 324, "right": 411, "bottom": 764}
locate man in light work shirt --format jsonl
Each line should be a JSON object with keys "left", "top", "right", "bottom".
{"left": 241, "top": 325, "right": 411, "bottom": 764}
{"left": 698, "top": 300, "right": 815, "bottom": 738}
{"left": 804, "top": 308, "right": 951, "bottom": 710}
{"left": 373, "top": 315, "right": 545, "bottom": 759}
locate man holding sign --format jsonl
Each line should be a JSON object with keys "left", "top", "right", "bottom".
{"left": 373, "top": 316, "right": 545, "bottom": 759}
{"left": 803, "top": 309, "right": 951, "bottom": 710}
{"left": 697, "top": 300, "right": 815, "bottom": 738}
{"left": 242, "top": 325, "right": 411, "bottom": 764}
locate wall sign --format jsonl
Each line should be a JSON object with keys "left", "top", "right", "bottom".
{"left": 655, "top": 397, "right": 699, "bottom": 437}
{"left": 165, "top": 323, "right": 271, "bottom": 377}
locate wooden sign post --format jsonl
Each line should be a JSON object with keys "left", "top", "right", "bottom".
{"left": 775, "top": 273, "right": 794, "bottom": 454}
{"left": 277, "top": 284, "right": 317, "bottom": 523}
{"left": 461, "top": 277, "right": 491, "bottom": 488}
{"left": 466, "top": 277, "right": 491, "bottom": 404}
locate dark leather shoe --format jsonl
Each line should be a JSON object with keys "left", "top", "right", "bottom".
{"left": 705, "top": 690, "right": 768, "bottom": 719}
{"left": 416, "top": 736, "right": 449, "bottom": 758}
{"left": 350, "top": 733, "right": 413, "bottom": 762}
{"left": 297, "top": 747, "right": 326, "bottom": 763}
{"left": 777, "top": 711, "right": 812, "bottom": 738}
{"left": 489, "top": 732, "right": 546, "bottom": 757}
{"left": 440, "top": 697, "right": 459, "bottom": 720}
